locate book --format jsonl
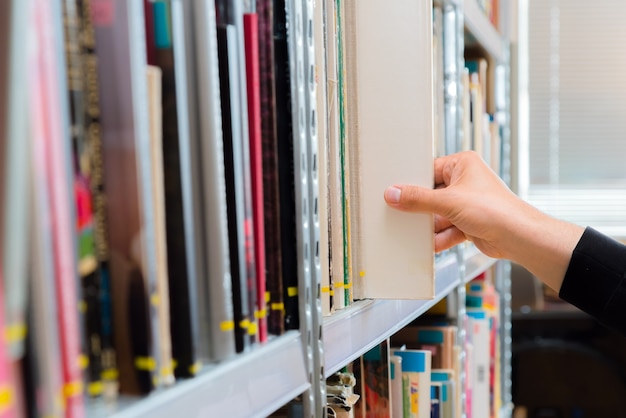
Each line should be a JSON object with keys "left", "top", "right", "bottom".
{"left": 431, "top": 370, "right": 456, "bottom": 418}
{"left": 2, "top": 0, "right": 31, "bottom": 361}
{"left": 393, "top": 349, "right": 432, "bottom": 418}
{"left": 314, "top": 0, "right": 331, "bottom": 317}
{"left": 230, "top": 0, "right": 259, "bottom": 347}
{"left": 93, "top": 0, "right": 160, "bottom": 394}
{"left": 150, "top": 0, "right": 199, "bottom": 378}
{"left": 145, "top": 63, "right": 175, "bottom": 386}
{"left": 362, "top": 340, "right": 391, "bottom": 418}
{"left": 243, "top": 9, "right": 268, "bottom": 343}
{"left": 180, "top": 0, "right": 236, "bottom": 362}
{"left": 342, "top": 0, "right": 434, "bottom": 300}
{"left": 31, "top": 0, "right": 85, "bottom": 413}
{"left": 325, "top": 0, "right": 346, "bottom": 311}
{"left": 389, "top": 355, "right": 404, "bottom": 418}
{"left": 217, "top": 19, "right": 252, "bottom": 352}
{"left": 273, "top": 0, "right": 299, "bottom": 331}
{"left": 256, "top": 0, "right": 285, "bottom": 336}
{"left": 62, "top": 0, "right": 104, "bottom": 397}
{"left": 335, "top": 0, "right": 352, "bottom": 307}
{"left": 28, "top": 180, "right": 65, "bottom": 418}
{"left": 78, "top": 0, "right": 117, "bottom": 395}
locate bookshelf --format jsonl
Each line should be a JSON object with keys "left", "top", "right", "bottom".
{"left": 0, "top": 0, "right": 513, "bottom": 417}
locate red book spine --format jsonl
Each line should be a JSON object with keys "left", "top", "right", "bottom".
{"left": 31, "top": 1, "right": 85, "bottom": 416}
{"left": 243, "top": 13, "right": 267, "bottom": 343}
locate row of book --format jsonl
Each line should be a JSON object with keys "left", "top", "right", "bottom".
{"left": 0, "top": 0, "right": 310, "bottom": 415}
{"left": 327, "top": 272, "right": 503, "bottom": 418}
{"left": 463, "top": 57, "right": 504, "bottom": 176}
{"left": 317, "top": 0, "right": 436, "bottom": 316}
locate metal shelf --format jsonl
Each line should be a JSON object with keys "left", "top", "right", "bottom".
{"left": 463, "top": 243, "right": 497, "bottom": 283}
{"left": 463, "top": 0, "right": 504, "bottom": 62}
{"left": 323, "top": 254, "right": 460, "bottom": 377}
{"left": 89, "top": 332, "right": 309, "bottom": 418}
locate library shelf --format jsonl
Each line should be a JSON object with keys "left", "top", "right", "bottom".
{"left": 90, "top": 332, "right": 309, "bottom": 418}
{"left": 322, "top": 253, "right": 460, "bottom": 377}
{"left": 463, "top": 0, "right": 504, "bottom": 62}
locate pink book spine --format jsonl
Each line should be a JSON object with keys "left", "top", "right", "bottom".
{"left": 244, "top": 13, "right": 267, "bottom": 343}
{"left": 31, "top": 1, "right": 85, "bottom": 416}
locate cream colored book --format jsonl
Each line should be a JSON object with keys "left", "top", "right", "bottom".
{"left": 343, "top": 0, "right": 434, "bottom": 299}
{"left": 325, "top": 0, "right": 345, "bottom": 310}
{"left": 315, "top": 0, "right": 331, "bottom": 316}
{"left": 146, "top": 65, "right": 174, "bottom": 386}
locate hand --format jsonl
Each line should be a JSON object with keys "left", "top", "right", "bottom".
{"left": 383, "top": 151, "right": 584, "bottom": 291}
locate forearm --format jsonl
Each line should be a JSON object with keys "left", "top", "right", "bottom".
{"left": 500, "top": 202, "right": 585, "bottom": 292}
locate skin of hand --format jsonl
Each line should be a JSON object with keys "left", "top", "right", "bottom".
{"left": 383, "top": 151, "right": 585, "bottom": 292}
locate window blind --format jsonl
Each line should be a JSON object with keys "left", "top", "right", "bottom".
{"left": 525, "top": 0, "right": 626, "bottom": 238}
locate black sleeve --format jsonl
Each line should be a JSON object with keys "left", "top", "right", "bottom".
{"left": 559, "top": 227, "right": 626, "bottom": 335}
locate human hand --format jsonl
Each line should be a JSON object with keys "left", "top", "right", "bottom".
{"left": 383, "top": 151, "right": 584, "bottom": 290}
{"left": 384, "top": 151, "right": 523, "bottom": 258}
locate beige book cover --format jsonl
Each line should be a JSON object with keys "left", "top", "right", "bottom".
{"left": 343, "top": 0, "right": 434, "bottom": 299}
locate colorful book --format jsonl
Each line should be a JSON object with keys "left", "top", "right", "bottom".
{"left": 77, "top": 0, "right": 117, "bottom": 396}
{"left": 62, "top": 0, "right": 104, "bottom": 397}
{"left": 31, "top": 0, "right": 86, "bottom": 413}
{"left": 393, "top": 349, "right": 432, "bottom": 418}
{"left": 362, "top": 341, "right": 391, "bottom": 418}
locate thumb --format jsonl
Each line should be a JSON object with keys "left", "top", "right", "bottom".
{"left": 384, "top": 184, "right": 448, "bottom": 215}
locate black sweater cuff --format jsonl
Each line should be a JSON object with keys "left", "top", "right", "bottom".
{"left": 559, "top": 227, "right": 626, "bottom": 334}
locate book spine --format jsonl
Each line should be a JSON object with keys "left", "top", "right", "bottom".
{"left": 79, "top": 0, "right": 117, "bottom": 395}
{"left": 231, "top": 0, "right": 259, "bottom": 348}
{"left": 33, "top": 0, "right": 86, "bottom": 414}
{"left": 63, "top": 0, "right": 105, "bottom": 398}
{"left": 243, "top": 12, "right": 268, "bottom": 343}
{"left": 273, "top": 0, "right": 299, "bottom": 332}
{"left": 325, "top": 0, "right": 345, "bottom": 310}
{"left": 152, "top": 0, "right": 198, "bottom": 378}
{"left": 145, "top": 63, "right": 175, "bottom": 386}
{"left": 217, "top": 22, "right": 251, "bottom": 352}
{"left": 189, "top": 0, "right": 237, "bottom": 362}
{"left": 256, "top": 0, "right": 285, "bottom": 336}
{"left": 2, "top": 0, "right": 31, "bottom": 361}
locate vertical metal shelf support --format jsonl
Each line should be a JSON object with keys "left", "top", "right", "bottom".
{"left": 286, "top": 0, "right": 324, "bottom": 416}
{"left": 496, "top": 42, "right": 514, "bottom": 416}
{"left": 301, "top": 0, "right": 326, "bottom": 415}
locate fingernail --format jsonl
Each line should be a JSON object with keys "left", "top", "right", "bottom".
{"left": 384, "top": 186, "right": 402, "bottom": 205}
